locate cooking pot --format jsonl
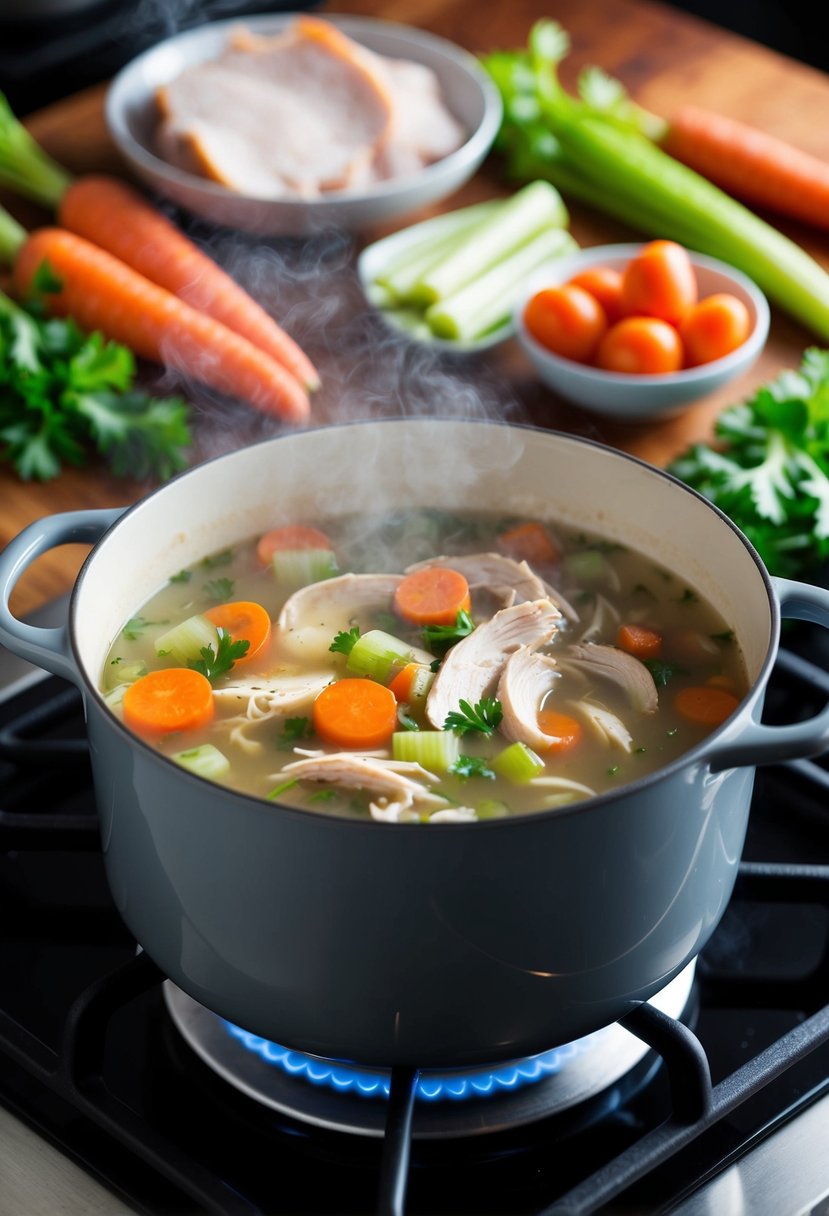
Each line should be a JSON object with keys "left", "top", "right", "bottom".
{"left": 2, "top": 419, "right": 829, "bottom": 1068}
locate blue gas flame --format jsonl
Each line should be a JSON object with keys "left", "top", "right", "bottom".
{"left": 224, "top": 1022, "right": 610, "bottom": 1102}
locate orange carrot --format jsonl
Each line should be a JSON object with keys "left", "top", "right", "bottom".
{"left": 256, "top": 524, "right": 333, "bottom": 566}
{"left": 53, "top": 176, "right": 319, "bottom": 391}
{"left": 388, "top": 661, "right": 431, "bottom": 702}
{"left": 497, "top": 521, "right": 560, "bottom": 566}
{"left": 617, "top": 623, "right": 663, "bottom": 659}
{"left": 12, "top": 228, "right": 309, "bottom": 423}
{"left": 537, "top": 708, "right": 583, "bottom": 752}
{"left": 203, "top": 601, "right": 271, "bottom": 665}
{"left": 393, "top": 566, "right": 471, "bottom": 627}
{"left": 312, "top": 678, "right": 398, "bottom": 749}
{"left": 674, "top": 685, "right": 739, "bottom": 728}
{"left": 122, "top": 668, "right": 215, "bottom": 736}
{"left": 662, "top": 105, "right": 829, "bottom": 233}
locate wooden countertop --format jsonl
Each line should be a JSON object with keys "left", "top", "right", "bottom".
{"left": 3, "top": 0, "right": 829, "bottom": 618}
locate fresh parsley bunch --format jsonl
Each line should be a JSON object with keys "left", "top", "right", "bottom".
{"left": 669, "top": 349, "right": 829, "bottom": 580}
{"left": 0, "top": 284, "right": 191, "bottom": 482}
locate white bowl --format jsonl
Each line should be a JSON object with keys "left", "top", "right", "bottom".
{"left": 514, "top": 243, "right": 770, "bottom": 421}
{"left": 105, "top": 13, "right": 502, "bottom": 237}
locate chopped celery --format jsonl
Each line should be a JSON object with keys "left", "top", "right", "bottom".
{"left": 373, "top": 201, "right": 499, "bottom": 301}
{"left": 411, "top": 181, "right": 569, "bottom": 307}
{"left": 347, "top": 629, "right": 429, "bottom": 684}
{"left": 492, "top": 741, "right": 545, "bottom": 784}
{"left": 272, "top": 548, "right": 338, "bottom": 590}
{"left": 426, "top": 227, "right": 577, "bottom": 342}
{"left": 104, "top": 684, "right": 127, "bottom": 710}
{"left": 392, "top": 730, "right": 461, "bottom": 772}
{"left": 380, "top": 309, "right": 435, "bottom": 342}
{"left": 155, "top": 614, "right": 219, "bottom": 664}
{"left": 104, "top": 658, "right": 147, "bottom": 690}
{"left": 477, "top": 798, "right": 510, "bottom": 819}
{"left": 401, "top": 664, "right": 434, "bottom": 709}
{"left": 562, "top": 550, "right": 609, "bottom": 584}
{"left": 171, "top": 744, "right": 231, "bottom": 780}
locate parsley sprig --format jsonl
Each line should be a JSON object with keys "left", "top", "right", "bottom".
{"left": 329, "top": 626, "right": 361, "bottom": 656}
{"left": 443, "top": 697, "right": 503, "bottom": 736}
{"left": 188, "top": 628, "right": 249, "bottom": 683}
{"left": 669, "top": 349, "right": 829, "bottom": 579}
{"left": 422, "top": 608, "right": 475, "bottom": 656}
{"left": 0, "top": 283, "right": 191, "bottom": 482}
{"left": 450, "top": 754, "right": 496, "bottom": 780}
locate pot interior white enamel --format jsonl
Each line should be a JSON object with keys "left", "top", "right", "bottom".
{"left": 73, "top": 419, "right": 773, "bottom": 689}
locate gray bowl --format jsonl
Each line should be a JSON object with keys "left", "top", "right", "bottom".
{"left": 104, "top": 12, "right": 503, "bottom": 236}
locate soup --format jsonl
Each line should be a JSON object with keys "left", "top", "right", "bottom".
{"left": 100, "top": 509, "right": 748, "bottom": 821}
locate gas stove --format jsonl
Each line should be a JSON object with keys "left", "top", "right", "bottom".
{"left": 1, "top": 611, "right": 829, "bottom": 1215}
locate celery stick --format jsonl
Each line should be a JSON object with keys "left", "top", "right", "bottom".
{"left": 272, "top": 548, "right": 338, "bottom": 590}
{"left": 104, "top": 659, "right": 148, "bottom": 690}
{"left": 155, "top": 615, "right": 219, "bottom": 664}
{"left": 347, "top": 629, "right": 430, "bottom": 684}
{"left": 492, "top": 741, "right": 545, "bottom": 784}
{"left": 411, "top": 181, "right": 569, "bottom": 306}
{"left": 171, "top": 744, "right": 231, "bottom": 781}
{"left": 380, "top": 309, "right": 434, "bottom": 342}
{"left": 375, "top": 202, "right": 499, "bottom": 302}
{"left": 426, "top": 227, "right": 577, "bottom": 342}
{"left": 392, "top": 730, "right": 460, "bottom": 773}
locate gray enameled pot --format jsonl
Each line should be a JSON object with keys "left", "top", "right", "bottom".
{"left": 3, "top": 419, "right": 829, "bottom": 1068}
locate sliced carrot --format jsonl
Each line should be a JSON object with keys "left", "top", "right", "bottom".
{"left": 388, "top": 661, "right": 431, "bottom": 702}
{"left": 497, "top": 521, "right": 560, "bottom": 566}
{"left": 617, "top": 623, "right": 663, "bottom": 659}
{"left": 537, "top": 709, "right": 583, "bottom": 753}
{"left": 122, "top": 668, "right": 215, "bottom": 736}
{"left": 674, "top": 686, "right": 740, "bottom": 727}
{"left": 393, "top": 566, "right": 471, "bottom": 627}
{"left": 57, "top": 176, "right": 320, "bottom": 390}
{"left": 663, "top": 104, "right": 829, "bottom": 234}
{"left": 203, "top": 601, "right": 271, "bottom": 665}
{"left": 312, "top": 678, "right": 397, "bottom": 749}
{"left": 256, "top": 524, "right": 333, "bottom": 566}
{"left": 11, "top": 228, "right": 310, "bottom": 423}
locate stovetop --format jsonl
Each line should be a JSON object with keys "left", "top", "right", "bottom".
{"left": 1, "top": 616, "right": 829, "bottom": 1215}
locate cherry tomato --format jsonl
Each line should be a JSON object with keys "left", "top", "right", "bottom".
{"left": 621, "top": 240, "right": 698, "bottom": 326}
{"left": 596, "top": 316, "right": 684, "bottom": 375}
{"left": 566, "top": 265, "right": 625, "bottom": 324}
{"left": 679, "top": 293, "right": 751, "bottom": 366}
{"left": 523, "top": 284, "right": 608, "bottom": 363}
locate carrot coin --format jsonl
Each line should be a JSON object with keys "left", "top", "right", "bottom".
{"left": 312, "top": 678, "right": 398, "bottom": 749}
{"left": 674, "top": 685, "right": 740, "bottom": 727}
{"left": 523, "top": 284, "right": 608, "bottom": 363}
{"left": 204, "top": 600, "right": 271, "bottom": 665}
{"left": 123, "top": 668, "right": 215, "bottom": 736}
{"left": 596, "top": 316, "right": 684, "bottom": 375}
{"left": 617, "top": 623, "right": 663, "bottom": 659}
{"left": 393, "top": 566, "right": 471, "bottom": 626}
{"left": 679, "top": 293, "right": 751, "bottom": 365}
{"left": 537, "top": 709, "right": 583, "bottom": 753}
{"left": 620, "top": 240, "right": 698, "bottom": 325}
{"left": 256, "top": 524, "right": 333, "bottom": 566}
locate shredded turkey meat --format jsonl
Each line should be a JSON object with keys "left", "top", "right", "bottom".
{"left": 496, "top": 645, "right": 561, "bottom": 753}
{"left": 273, "top": 572, "right": 404, "bottom": 663}
{"left": 563, "top": 643, "right": 658, "bottom": 714}
{"left": 404, "top": 552, "right": 578, "bottom": 622}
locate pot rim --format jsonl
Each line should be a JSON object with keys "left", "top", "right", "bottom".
{"left": 70, "top": 416, "right": 779, "bottom": 829}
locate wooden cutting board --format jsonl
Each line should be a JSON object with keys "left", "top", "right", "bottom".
{"left": 2, "top": 0, "right": 829, "bottom": 618}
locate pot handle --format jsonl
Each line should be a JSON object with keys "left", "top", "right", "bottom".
{"left": 0, "top": 507, "right": 125, "bottom": 687}
{"left": 708, "top": 576, "right": 829, "bottom": 771}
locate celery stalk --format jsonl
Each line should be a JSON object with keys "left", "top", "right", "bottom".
{"left": 155, "top": 615, "right": 219, "bottom": 664}
{"left": 272, "top": 548, "right": 338, "bottom": 590}
{"left": 0, "top": 93, "right": 72, "bottom": 208}
{"left": 410, "top": 180, "right": 569, "bottom": 306}
{"left": 0, "top": 203, "right": 26, "bottom": 264}
{"left": 492, "top": 741, "right": 545, "bottom": 784}
{"left": 426, "top": 226, "right": 577, "bottom": 342}
{"left": 347, "top": 629, "right": 430, "bottom": 684}
{"left": 374, "top": 202, "right": 499, "bottom": 301}
{"left": 171, "top": 744, "right": 231, "bottom": 780}
{"left": 392, "top": 730, "right": 460, "bottom": 773}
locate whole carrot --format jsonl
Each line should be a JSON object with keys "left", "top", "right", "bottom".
{"left": 0, "top": 96, "right": 320, "bottom": 390}
{"left": 12, "top": 227, "right": 310, "bottom": 423}
{"left": 662, "top": 105, "right": 829, "bottom": 233}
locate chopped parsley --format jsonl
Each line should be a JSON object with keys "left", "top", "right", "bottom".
{"left": 643, "top": 659, "right": 689, "bottom": 687}
{"left": 187, "top": 628, "right": 249, "bottom": 683}
{"left": 203, "top": 576, "right": 234, "bottom": 601}
{"left": 277, "top": 717, "right": 314, "bottom": 748}
{"left": 443, "top": 697, "right": 503, "bottom": 737}
{"left": 201, "top": 548, "right": 233, "bottom": 569}
{"left": 329, "top": 626, "right": 361, "bottom": 656}
{"left": 450, "top": 754, "right": 496, "bottom": 781}
{"left": 122, "top": 615, "right": 154, "bottom": 640}
{"left": 422, "top": 608, "right": 475, "bottom": 656}
{"left": 169, "top": 569, "right": 192, "bottom": 584}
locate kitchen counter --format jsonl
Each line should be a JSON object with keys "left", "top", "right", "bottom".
{"left": 2, "top": 0, "right": 829, "bottom": 621}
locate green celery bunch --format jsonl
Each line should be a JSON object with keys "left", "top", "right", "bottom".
{"left": 481, "top": 22, "right": 829, "bottom": 340}
{"left": 0, "top": 285, "right": 191, "bottom": 482}
{"left": 669, "top": 349, "right": 829, "bottom": 579}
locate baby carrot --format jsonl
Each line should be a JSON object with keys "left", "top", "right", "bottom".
{"left": 497, "top": 521, "right": 560, "bottom": 565}
{"left": 537, "top": 708, "right": 583, "bottom": 752}
{"left": 617, "top": 623, "right": 663, "bottom": 659}
{"left": 12, "top": 228, "right": 310, "bottom": 423}
{"left": 203, "top": 601, "right": 271, "bottom": 665}
{"left": 58, "top": 176, "right": 320, "bottom": 392}
{"left": 663, "top": 104, "right": 829, "bottom": 234}
{"left": 674, "top": 685, "right": 739, "bottom": 728}
{"left": 122, "top": 667, "right": 215, "bottom": 736}
{"left": 312, "top": 678, "right": 398, "bottom": 749}
{"left": 256, "top": 524, "right": 333, "bottom": 566}
{"left": 393, "top": 567, "right": 471, "bottom": 627}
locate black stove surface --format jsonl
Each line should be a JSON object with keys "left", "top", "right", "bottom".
{"left": 1, "top": 622, "right": 828, "bottom": 1215}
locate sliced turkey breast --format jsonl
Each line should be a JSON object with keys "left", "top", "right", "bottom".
{"left": 212, "top": 669, "right": 335, "bottom": 716}
{"left": 563, "top": 643, "right": 658, "bottom": 714}
{"left": 426, "top": 598, "right": 561, "bottom": 729}
{"left": 280, "top": 753, "right": 445, "bottom": 810}
{"left": 274, "top": 573, "right": 402, "bottom": 663}
{"left": 404, "top": 552, "right": 577, "bottom": 622}
{"left": 496, "top": 645, "right": 561, "bottom": 752}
